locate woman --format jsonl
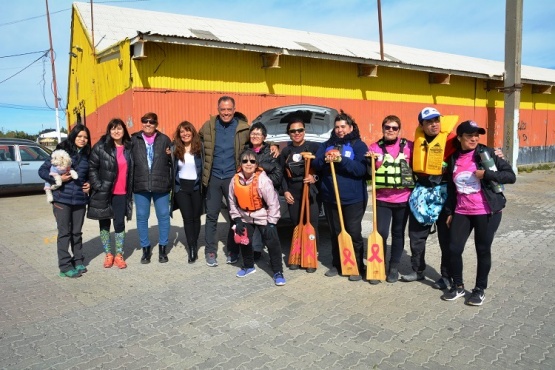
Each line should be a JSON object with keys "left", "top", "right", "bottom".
{"left": 279, "top": 117, "right": 320, "bottom": 272}
{"left": 367, "top": 115, "right": 414, "bottom": 283}
{"left": 87, "top": 118, "right": 133, "bottom": 269}
{"left": 441, "top": 120, "right": 516, "bottom": 305}
{"left": 313, "top": 110, "right": 368, "bottom": 281}
{"left": 228, "top": 149, "right": 286, "bottom": 286}
{"left": 131, "top": 112, "right": 173, "bottom": 264}
{"left": 227, "top": 122, "right": 282, "bottom": 264}
{"left": 39, "top": 124, "right": 91, "bottom": 278}
{"left": 172, "top": 121, "right": 203, "bottom": 263}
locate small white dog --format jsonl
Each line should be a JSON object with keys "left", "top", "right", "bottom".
{"left": 44, "top": 149, "right": 78, "bottom": 203}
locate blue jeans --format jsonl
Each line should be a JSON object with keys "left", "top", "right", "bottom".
{"left": 134, "top": 192, "right": 170, "bottom": 248}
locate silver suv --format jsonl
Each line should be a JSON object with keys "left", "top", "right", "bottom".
{"left": 252, "top": 104, "right": 338, "bottom": 223}
{"left": 0, "top": 138, "right": 51, "bottom": 194}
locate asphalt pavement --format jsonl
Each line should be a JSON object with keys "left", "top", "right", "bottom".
{"left": 0, "top": 169, "right": 554, "bottom": 369}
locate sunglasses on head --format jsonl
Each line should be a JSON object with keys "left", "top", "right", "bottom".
{"left": 242, "top": 159, "right": 257, "bottom": 164}
{"left": 383, "top": 125, "right": 399, "bottom": 131}
{"left": 141, "top": 118, "right": 157, "bottom": 125}
{"left": 289, "top": 128, "right": 305, "bottom": 134}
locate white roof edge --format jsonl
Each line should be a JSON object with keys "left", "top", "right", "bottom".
{"left": 72, "top": 2, "right": 555, "bottom": 84}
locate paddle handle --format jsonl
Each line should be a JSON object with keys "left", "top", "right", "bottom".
{"left": 371, "top": 154, "right": 378, "bottom": 229}
{"left": 329, "top": 161, "right": 346, "bottom": 231}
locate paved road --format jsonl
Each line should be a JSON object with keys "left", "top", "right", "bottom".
{"left": 1, "top": 169, "right": 554, "bottom": 369}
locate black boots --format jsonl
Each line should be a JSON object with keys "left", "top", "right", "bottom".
{"left": 141, "top": 246, "right": 152, "bottom": 264}
{"left": 188, "top": 245, "right": 198, "bottom": 263}
{"left": 159, "top": 245, "right": 169, "bottom": 263}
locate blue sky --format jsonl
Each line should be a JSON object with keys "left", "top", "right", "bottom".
{"left": 1, "top": 0, "right": 554, "bottom": 134}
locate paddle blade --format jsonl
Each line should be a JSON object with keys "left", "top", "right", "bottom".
{"left": 288, "top": 225, "right": 302, "bottom": 266}
{"left": 338, "top": 231, "right": 359, "bottom": 276}
{"left": 366, "top": 230, "right": 386, "bottom": 281}
{"left": 301, "top": 223, "right": 318, "bottom": 269}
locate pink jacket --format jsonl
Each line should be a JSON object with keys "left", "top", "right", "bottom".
{"left": 369, "top": 138, "right": 414, "bottom": 204}
{"left": 229, "top": 170, "right": 281, "bottom": 225}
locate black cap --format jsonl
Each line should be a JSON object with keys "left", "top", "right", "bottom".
{"left": 457, "top": 120, "right": 486, "bottom": 136}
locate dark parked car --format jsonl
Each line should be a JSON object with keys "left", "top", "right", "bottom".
{"left": 251, "top": 104, "right": 338, "bottom": 223}
{"left": 0, "top": 138, "right": 51, "bottom": 194}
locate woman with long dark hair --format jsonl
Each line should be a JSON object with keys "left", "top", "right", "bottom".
{"left": 39, "top": 124, "right": 91, "bottom": 278}
{"left": 172, "top": 121, "right": 203, "bottom": 263}
{"left": 88, "top": 118, "right": 134, "bottom": 269}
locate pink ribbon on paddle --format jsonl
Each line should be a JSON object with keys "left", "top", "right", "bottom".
{"left": 342, "top": 248, "right": 356, "bottom": 266}
{"left": 291, "top": 240, "right": 301, "bottom": 255}
{"left": 304, "top": 244, "right": 316, "bottom": 259}
{"left": 368, "top": 244, "right": 383, "bottom": 263}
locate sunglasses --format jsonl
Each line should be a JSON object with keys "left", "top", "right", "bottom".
{"left": 141, "top": 118, "right": 157, "bottom": 125}
{"left": 383, "top": 125, "right": 399, "bottom": 131}
{"left": 242, "top": 159, "right": 257, "bottom": 164}
{"left": 289, "top": 128, "right": 305, "bottom": 134}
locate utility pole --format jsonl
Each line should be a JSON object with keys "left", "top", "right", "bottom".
{"left": 45, "top": 0, "right": 62, "bottom": 143}
{"left": 503, "top": 0, "right": 523, "bottom": 174}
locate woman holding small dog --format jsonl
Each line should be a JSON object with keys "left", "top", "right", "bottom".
{"left": 88, "top": 118, "right": 134, "bottom": 269}
{"left": 39, "top": 124, "right": 91, "bottom": 278}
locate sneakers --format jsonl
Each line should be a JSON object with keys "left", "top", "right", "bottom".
{"left": 75, "top": 264, "right": 88, "bottom": 273}
{"left": 386, "top": 268, "right": 399, "bottom": 283}
{"left": 400, "top": 271, "right": 425, "bottom": 282}
{"left": 324, "top": 267, "right": 338, "bottom": 277}
{"left": 104, "top": 253, "right": 114, "bottom": 268}
{"left": 441, "top": 285, "right": 466, "bottom": 301}
{"left": 113, "top": 254, "right": 127, "bottom": 269}
{"left": 273, "top": 272, "right": 286, "bottom": 286}
{"left": 348, "top": 275, "right": 362, "bottom": 282}
{"left": 432, "top": 277, "right": 452, "bottom": 290}
{"left": 306, "top": 268, "right": 316, "bottom": 273}
{"left": 236, "top": 267, "right": 256, "bottom": 277}
{"left": 206, "top": 253, "right": 218, "bottom": 267}
{"left": 289, "top": 264, "right": 300, "bottom": 270}
{"left": 369, "top": 279, "right": 380, "bottom": 285}
{"left": 466, "top": 288, "right": 486, "bottom": 306}
{"left": 226, "top": 253, "right": 238, "bottom": 264}
{"left": 59, "top": 269, "right": 82, "bottom": 278}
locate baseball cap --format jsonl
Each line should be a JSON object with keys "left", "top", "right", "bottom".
{"left": 418, "top": 107, "right": 441, "bottom": 124}
{"left": 456, "top": 120, "right": 486, "bottom": 136}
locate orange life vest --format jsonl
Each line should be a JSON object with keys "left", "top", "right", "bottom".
{"left": 234, "top": 168, "right": 265, "bottom": 211}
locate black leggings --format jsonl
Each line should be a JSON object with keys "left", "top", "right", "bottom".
{"left": 449, "top": 212, "right": 502, "bottom": 290}
{"left": 174, "top": 179, "right": 202, "bottom": 248}
{"left": 99, "top": 194, "right": 127, "bottom": 233}
{"left": 376, "top": 201, "right": 409, "bottom": 268}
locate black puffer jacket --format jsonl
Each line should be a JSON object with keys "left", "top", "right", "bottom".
{"left": 87, "top": 135, "right": 134, "bottom": 220}
{"left": 444, "top": 144, "right": 516, "bottom": 215}
{"left": 244, "top": 142, "right": 283, "bottom": 191}
{"left": 131, "top": 131, "right": 173, "bottom": 193}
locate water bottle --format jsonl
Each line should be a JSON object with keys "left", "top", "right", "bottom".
{"left": 478, "top": 148, "right": 504, "bottom": 193}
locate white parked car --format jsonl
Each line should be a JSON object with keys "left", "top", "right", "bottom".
{"left": 251, "top": 104, "right": 338, "bottom": 223}
{"left": 0, "top": 138, "right": 51, "bottom": 194}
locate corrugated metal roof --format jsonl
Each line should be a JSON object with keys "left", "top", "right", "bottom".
{"left": 73, "top": 2, "right": 555, "bottom": 84}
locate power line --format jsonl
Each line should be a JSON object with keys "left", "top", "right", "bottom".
{"left": 0, "top": 103, "right": 52, "bottom": 111}
{"left": 0, "top": 51, "right": 48, "bottom": 85}
{"left": 0, "top": 50, "right": 49, "bottom": 59}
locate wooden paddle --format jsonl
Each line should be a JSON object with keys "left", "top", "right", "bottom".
{"left": 366, "top": 154, "right": 386, "bottom": 281}
{"left": 287, "top": 158, "right": 308, "bottom": 268}
{"left": 329, "top": 160, "right": 360, "bottom": 277}
{"left": 301, "top": 153, "right": 317, "bottom": 270}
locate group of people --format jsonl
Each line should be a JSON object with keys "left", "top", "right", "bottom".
{"left": 39, "top": 97, "right": 516, "bottom": 303}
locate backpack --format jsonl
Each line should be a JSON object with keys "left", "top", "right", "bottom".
{"left": 409, "top": 183, "right": 448, "bottom": 225}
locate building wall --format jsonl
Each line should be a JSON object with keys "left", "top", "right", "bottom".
{"left": 67, "top": 20, "right": 555, "bottom": 163}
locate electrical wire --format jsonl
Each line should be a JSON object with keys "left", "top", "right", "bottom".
{"left": 0, "top": 50, "right": 49, "bottom": 59}
{"left": 0, "top": 51, "right": 48, "bottom": 85}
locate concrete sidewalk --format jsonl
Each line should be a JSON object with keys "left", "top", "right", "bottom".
{"left": 0, "top": 169, "right": 554, "bottom": 369}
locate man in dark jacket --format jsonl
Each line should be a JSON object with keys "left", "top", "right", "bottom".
{"left": 199, "top": 96, "right": 250, "bottom": 267}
